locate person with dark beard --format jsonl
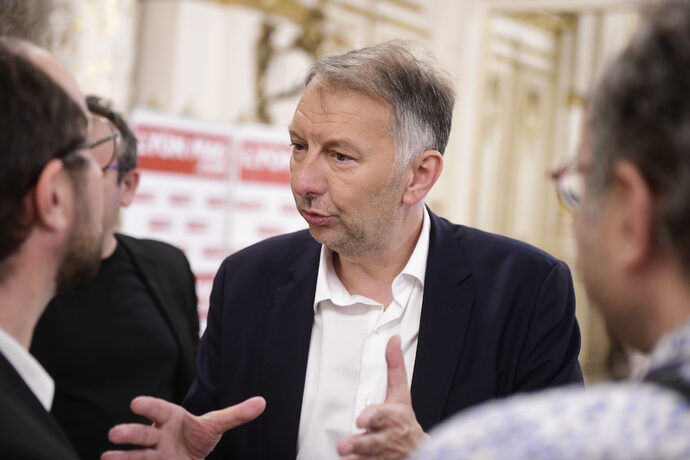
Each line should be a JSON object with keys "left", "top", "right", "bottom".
{"left": 31, "top": 96, "right": 200, "bottom": 460}
{"left": 0, "top": 37, "right": 105, "bottom": 459}
{"left": 0, "top": 37, "right": 265, "bottom": 460}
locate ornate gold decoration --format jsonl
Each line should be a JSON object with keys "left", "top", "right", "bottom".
{"left": 210, "top": 0, "right": 428, "bottom": 123}
{"left": 331, "top": 1, "right": 428, "bottom": 36}
{"left": 506, "top": 11, "right": 577, "bottom": 33}
{"left": 382, "top": 0, "right": 422, "bottom": 12}
{"left": 254, "top": 1, "right": 336, "bottom": 123}
{"left": 212, "top": 0, "right": 316, "bottom": 26}
{"left": 211, "top": 0, "right": 426, "bottom": 36}
{"left": 567, "top": 90, "right": 586, "bottom": 108}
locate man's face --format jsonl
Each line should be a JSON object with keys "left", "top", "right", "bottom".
{"left": 55, "top": 150, "right": 105, "bottom": 292}
{"left": 289, "top": 84, "right": 407, "bottom": 257}
{"left": 91, "top": 116, "right": 125, "bottom": 238}
{"left": 573, "top": 127, "right": 643, "bottom": 349}
{"left": 26, "top": 46, "right": 105, "bottom": 290}
{"left": 574, "top": 129, "right": 608, "bottom": 305}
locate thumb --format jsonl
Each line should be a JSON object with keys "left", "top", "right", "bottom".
{"left": 384, "top": 335, "right": 411, "bottom": 404}
{"left": 202, "top": 396, "right": 266, "bottom": 435}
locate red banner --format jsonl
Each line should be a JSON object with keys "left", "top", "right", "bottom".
{"left": 135, "top": 124, "right": 231, "bottom": 180}
{"left": 239, "top": 140, "right": 291, "bottom": 184}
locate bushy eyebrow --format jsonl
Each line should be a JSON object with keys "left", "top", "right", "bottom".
{"left": 287, "top": 128, "right": 363, "bottom": 155}
{"left": 325, "top": 140, "right": 359, "bottom": 152}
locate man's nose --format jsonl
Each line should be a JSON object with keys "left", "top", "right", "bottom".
{"left": 291, "top": 151, "right": 327, "bottom": 198}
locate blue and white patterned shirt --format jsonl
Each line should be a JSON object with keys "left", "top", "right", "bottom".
{"left": 411, "top": 320, "right": 690, "bottom": 460}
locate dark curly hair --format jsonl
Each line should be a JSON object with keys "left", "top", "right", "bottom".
{"left": 588, "top": 0, "right": 690, "bottom": 275}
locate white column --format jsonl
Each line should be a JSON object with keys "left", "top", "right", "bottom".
{"left": 48, "top": 0, "right": 138, "bottom": 111}
{"left": 134, "top": 0, "right": 264, "bottom": 122}
{"left": 427, "top": 0, "right": 487, "bottom": 225}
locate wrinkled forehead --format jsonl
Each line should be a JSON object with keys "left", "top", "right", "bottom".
{"left": 294, "top": 81, "right": 393, "bottom": 128}
{"left": 305, "top": 79, "right": 390, "bottom": 109}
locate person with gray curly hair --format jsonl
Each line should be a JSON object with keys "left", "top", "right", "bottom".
{"left": 411, "top": 1, "right": 690, "bottom": 458}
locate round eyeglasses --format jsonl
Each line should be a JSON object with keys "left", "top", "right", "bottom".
{"left": 85, "top": 115, "right": 121, "bottom": 172}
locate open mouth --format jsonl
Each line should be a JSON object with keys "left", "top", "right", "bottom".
{"left": 300, "top": 210, "right": 332, "bottom": 226}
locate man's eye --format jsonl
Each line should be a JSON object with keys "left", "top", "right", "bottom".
{"left": 290, "top": 142, "right": 305, "bottom": 151}
{"left": 333, "top": 152, "right": 350, "bottom": 162}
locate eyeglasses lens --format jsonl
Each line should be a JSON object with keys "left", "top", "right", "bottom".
{"left": 87, "top": 117, "right": 118, "bottom": 170}
{"left": 558, "top": 165, "right": 584, "bottom": 212}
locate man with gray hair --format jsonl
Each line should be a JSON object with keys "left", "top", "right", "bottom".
{"left": 107, "top": 41, "right": 581, "bottom": 460}
{"left": 0, "top": 29, "right": 264, "bottom": 460}
{"left": 175, "top": 42, "right": 582, "bottom": 460}
{"left": 410, "top": 0, "right": 690, "bottom": 458}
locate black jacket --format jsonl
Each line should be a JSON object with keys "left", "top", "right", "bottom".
{"left": 31, "top": 234, "right": 199, "bottom": 459}
{"left": 0, "top": 352, "right": 80, "bottom": 460}
{"left": 184, "top": 211, "right": 582, "bottom": 459}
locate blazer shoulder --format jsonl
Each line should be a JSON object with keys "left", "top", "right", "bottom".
{"left": 224, "top": 228, "right": 316, "bottom": 266}
{"left": 114, "top": 233, "right": 196, "bottom": 301}
{"left": 116, "top": 233, "right": 188, "bottom": 262}
{"left": 432, "top": 214, "right": 566, "bottom": 275}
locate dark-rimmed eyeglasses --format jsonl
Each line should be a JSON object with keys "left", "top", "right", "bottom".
{"left": 85, "top": 115, "right": 121, "bottom": 172}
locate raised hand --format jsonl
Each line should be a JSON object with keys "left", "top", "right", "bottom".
{"left": 337, "top": 335, "right": 429, "bottom": 460}
{"left": 101, "top": 395, "right": 266, "bottom": 460}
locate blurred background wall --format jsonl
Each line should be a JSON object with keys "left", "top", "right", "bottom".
{"left": 18, "top": 0, "right": 644, "bottom": 381}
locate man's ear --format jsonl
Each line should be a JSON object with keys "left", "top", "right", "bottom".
{"left": 32, "top": 158, "right": 73, "bottom": 233}
{"left": 119, "top": 169, "right": 140, "bottom": 207}
{"left": 402, "top": 150, "right": 443, "bottom": 206}
{"left": 609, "top": 159, "right": 655, "bottom": 271}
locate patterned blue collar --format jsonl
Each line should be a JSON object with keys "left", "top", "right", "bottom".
{"left": 646, "top": 317, "right": 690, "bottom": 376}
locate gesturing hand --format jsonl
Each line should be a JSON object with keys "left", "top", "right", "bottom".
{"left": 337, "top": 335, "right": 429, "bottom": 460}
{"left": 101, "top": 395, "right": 266, "bottom": 460}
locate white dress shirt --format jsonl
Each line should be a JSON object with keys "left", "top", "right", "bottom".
{"left": 0, "top": 326, "right": 54, "bottom": 410}
{"left": 297, "top": 208, "right": 431, "bottom": 460}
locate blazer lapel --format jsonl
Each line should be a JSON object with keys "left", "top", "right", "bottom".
{"left": 116, "top": 235, "right": 197, "bottom": 397}
{"left": 411, "top": 211, "right": 473, "bottom": 431}
{"left": 264, "top": 242, "right": 319, "bottom": 460}
{"left": 0, "top": 352, "right": 80, "bottom": 459}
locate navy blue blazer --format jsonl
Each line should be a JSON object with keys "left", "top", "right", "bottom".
{"left": 184, "top": 211, "right": 583, "bottom": 459}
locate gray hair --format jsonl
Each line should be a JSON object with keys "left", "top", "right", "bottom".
{"left": 588, "top": 0, "right": 690, "bottom": 275}
{"left": 305, "top": 40, "right": 455, "bottom": 166}
{"left": 0, "top": 0, "right": 52, "bottom": 46}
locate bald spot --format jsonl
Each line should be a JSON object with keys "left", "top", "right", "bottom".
{"left": 0, "top": 37, "right": 87, "bottom": 114}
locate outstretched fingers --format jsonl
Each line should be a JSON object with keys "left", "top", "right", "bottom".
{"left": 202, "top": 396, "right": 267, "bottom": 434}
{"left": 101, "top": 449, "right": 159, "bottom": 460}
{"left": 107, "top": 423, "right": 161, "bottom": 447}
{"left": 129, "top": 396, "right": 177, "bottom": 426}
